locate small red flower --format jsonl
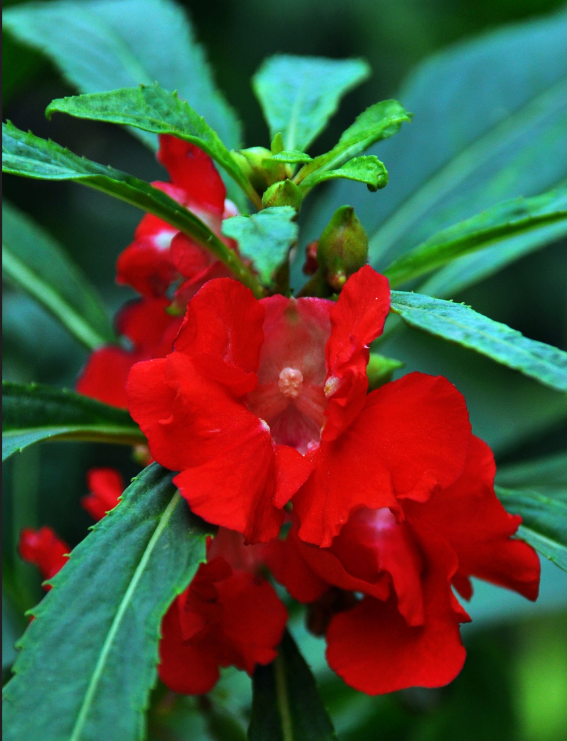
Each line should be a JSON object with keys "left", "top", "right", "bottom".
{"left": 266, "top": 436, "right": 540, "bottom": 694}
{"left": 82, "top": 468, "right": 124, "bottom": 521}
{"left": 116, "top": 135, "right": 236, "bottom": 299}
{"left": 18, "top": 527, "right": 69, "bottom": 588}
{"left": 158, "top": 528, "right": 287, "bottom": 695}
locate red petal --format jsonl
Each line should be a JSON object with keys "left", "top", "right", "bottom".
{"left": 82, "top": 468, "right": 123, "bottom": 521}
{"left": 76, "top": 347, "right": 135, "bottom": 408}
{"left": 18, "top": 527, "right": 69, "bottom": 586}
{"left": 116, "top": 298, "right": 182, "bottom": 354}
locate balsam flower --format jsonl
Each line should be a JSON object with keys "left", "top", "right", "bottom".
{"left": 18, "top": 528, "right": 69, "bottom": 588}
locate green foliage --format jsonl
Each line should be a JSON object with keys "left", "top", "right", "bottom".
{"left": 2, "top": 464, "right": 209, "bottom": 741}
{"left": 3, "top": 0, "right": 242, "bottom": 151}
{"left": 2, "top": 381, "right": 144, "bottom": 461}
{"left": 384, "top": 189, "right": 567, "bottom": 288}
{"left": 300, "top": 155, "right": 388, "bottom": 194}
{"left": 497, "top": 451, "right": 567, "bottom": 501}
{"left": 222, "top": 207, "right": 298, "bottom": 287}
{"left": 249, "top": 630, "right": 337, "bottom": 741}
{"left": 389, "top": 291, "right": 567, "bottom": 392}
{"left": 2, "top": 200, "right": 115, "bottom": 350}
{"left": 2, "top": 122, "right": 262, "bottom": 296}
{"left": 496, "top": 486, "right": 567, "bottom": 571}
{"left": 46, "top": 86, "right": 259, "bottom": 206}
{"left": 271, "top": 151, "right": 314, "bottom": 164}
{"left": 252, "top": 55, "right": 370, "bottom": 151}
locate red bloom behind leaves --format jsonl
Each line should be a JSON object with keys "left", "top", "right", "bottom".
{"left": 82, "top": 468, "right": 124, "bottom": 522}
{"left": 158, "top": 528, "right": 287, "bottom": 695}
{"left": 18, "top": 528, "right": 69, "bottom": 588}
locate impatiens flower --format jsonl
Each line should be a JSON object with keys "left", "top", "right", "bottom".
{"left": 82, "top": 468, "right": 123, "bottom": 521}
{"left": 116, "top": 135, "right": 237, "bottom": 300}
{"left": 127, "top": 266, "right": 472, "bottom": 545}
{"left": 77, "top": 297, "right": 182, "bottom": 408}
{"left": 18, "top": 527, "right": 69, "bottom": 588}
{"left": 266, "top": 436, "right": 540, "bottom": 695}
{"left": 158, "top": 528, "right": 288, "bottom": 695}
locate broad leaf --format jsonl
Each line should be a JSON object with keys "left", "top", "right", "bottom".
{"left": 496, "top": 485, "right": 567, "bottom": 571}
{"left": 389, "top": 291, "right": 567, "bottom": 392}
{"left": 496, "top": 451, "right": 567, "bottom": 501}
{"left": 300, "top": 155, "right": 388, "bottom": 194}
{"left": 2, "top": 463, "right": 209, "bottom": 741}
{"left": 222, "top": 207, "right": 298, "bottom": 287}
{"left": 2, "top": 200, "right": 115, "bottom": 350}
{"left": 3, "top": 0, "right": 242, "bottom": 151}
{"left": 252, "top": 55, "right": 370, "bottom": 151}
{"left": 295, "top": 100, "right": 411, "bottom": 186}
{"left": 46, "top": 86, "right": 260, "bottom": 207}
{"left": 384, "top": 189, "right": 567, "bottom": 288}
{"left": 248, "top": 630, "right": 337, "bottom": 741}
{"left": 2, "top": 122, "right": 261, "bottom": 296}
{"left": 2, "top": 381, "right": 144, "bottom": 461}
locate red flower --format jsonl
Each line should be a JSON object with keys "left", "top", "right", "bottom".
{"left": 77, "top": 297, "right": 182, "bottom": 408}
{"left": 266, "top": 436, "right": 540, "bottom": 695}
{"left": 82, "top": 468, "right": 123, "bottom": 521}
{"left": 158, "top": 528, "right": 287, "bottom": 695}
{"left": 18, "top": 527, "right": 69, "bottom": 588}
{"left": 128, "top": 266, "right": 472, "bottom": 545}
{"left": 116, "top": 135, "right": 236, "bottom": 299}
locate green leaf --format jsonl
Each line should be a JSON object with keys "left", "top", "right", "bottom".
{"left": 2, "top": 463, "right": 209, "bottom": 741}
{"left": 389, "top": 291, "right": 567, "bottom": 392}
{"left": 496, "top": 485, "right": 567, "bottom": 571}
{"left": 252, "top": 55, "right": 370, "bottom": 151}
{"left": 46, "top": 86, "right": 260, "bottom": 207}
{"left": 248, "top": 630, "right": 337, "bottom": 741}
{"left": 295, "top": 100, "right": 410, "bottom": 187}
{"left": 222, "top": 207, "right": 298, "bottom": 287}
{"left": 300, "top": 155, "right": 388, "bottom": 194}
{"left": 270, "top": 151, "right": 313, "bottom": 164}
{"left": 2, "top": 381, "right": 144, "bottom": 461}
{"left": 2, "top": 122, "right": 262, "bottom": 297}
{"left": 2, "top": 200, "right": 115, "bottom": 350}
{"left": 3, "top": 0, "right": 242, "bottom": 151}
{"left": 383, "top": 188, "right": 567, "bottom": 288}
{"left": 497, "top": 451, "right": 567, "bottom": 501}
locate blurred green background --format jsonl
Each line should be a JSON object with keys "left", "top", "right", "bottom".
{"left": 3, "top": 0, "right": 567, "bottom": 739}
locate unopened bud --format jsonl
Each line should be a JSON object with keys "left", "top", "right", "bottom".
{"left": 317, "top": 206, "right": 368, "bottom": 290}
{"left": 231, "top": 147, "right": 286, "bottom": 194}
{"left": 303, "top": 240, "right": 319, "bottom": 275}
{"left": 366, "top": 352, "right": 404, "bottom": 389}
{"left": 262, "top": 179, "right": 303, "bottom": 210}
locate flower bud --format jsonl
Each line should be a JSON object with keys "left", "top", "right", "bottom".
{"left": 303, "top": 240, "right": 319, "bottom": 275}
{"left": 366, "top": 352, "right": 404, "bottom": 390}
{"left": 231, "top": 147, "right": 287, "bottom": 194}
{"left": 261, "top": 179, "right": 303, "bottom": 210}
{"left": 317, "top": 206, "right": 369, "bottom": 290}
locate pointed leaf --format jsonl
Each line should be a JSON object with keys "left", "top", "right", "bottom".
{"left": 252, "top": 55, "right": 370, "bottom": 151}
{"left": 2, "top": 463, "right": 209, "bottom": 741}
{"left": 389, "top": 291, "right": 567, "bottom": 392}
{"left": 2, "top": 381, "right": 144, "bottom": 461}
{"left": 222, "top": 207, "right": 298, "bottom": 287}
{"left": 384, "top": 188, "right": 567, "bottom": 288}
{"left": 2, "top": 200, "right": 115, "bottom": 350}
{"left": 497, "top": 452, "right": 567, "bottom": 501}
{"left": 46, "top": 86, "right": 260, "bottom": 207}
{"left": 300, "top": 155, "right": 388, "bottom": 194}
{"left": 248, "top": 630, "right": 337, "bottom": 741}
{"left": 270, "top": 151, "right": 313, "bottom": 164}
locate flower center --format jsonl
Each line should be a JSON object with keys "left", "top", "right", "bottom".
{"left": 278, "top": 367, "right": 304, "bottom": 399}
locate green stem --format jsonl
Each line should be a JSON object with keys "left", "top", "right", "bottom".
{"left": 274, "top": 652, "right": 294, "bottom": 741}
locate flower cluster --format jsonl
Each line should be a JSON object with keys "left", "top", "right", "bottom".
{"left": 22, "top": 137, "right": 540, "bottom": 697}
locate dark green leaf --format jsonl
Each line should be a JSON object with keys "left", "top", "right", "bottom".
{"left": 46, "top": 86, "right": 260, "bottom": 207}
{"left": 384, "top": 189, "right": 567, "bottom": 288}
{"left": 497, "top": 451, "right": 567, "bottom": 501}
{"left": 2, "top": 463, "right": 209, "bottom": 741}
{"left": 496, "top": 485, "right": 567, "bottom": 571}
{"left": 2, "top": 122, "right": 262, "bottom": 297}
{"left": 249, "top": 630, "right": 337, "bottom": 741}
{"left": 3, "top": 0, "right": 242, "bottom": 151}
{"left": 222, "top": 207, "right": 298, "bottom": 287}
{"left": 252, "top": 55, "right": 370, "bottom": 151}
{"left": 2, "top": 381, "right": 144, "bottom": 461}
{"left": 389, "top": 291, "right": 567, "bottom": 392}
{"left": 300, "top": 155, "right": 388, "bottom": 194}
{"left": 2, "top": 200, "right": 115, "bottom": 350}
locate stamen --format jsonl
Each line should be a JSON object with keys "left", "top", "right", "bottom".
{"left": 278, "top": 367, "right": 304, "bottom": 399}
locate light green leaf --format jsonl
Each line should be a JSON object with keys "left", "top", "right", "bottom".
{"left": 222, "top": 207, "right": 298, "bottom": 287}
{"left": 384, "top": 189, "right": 567, "bottom": 288}
{"left": 389, "top": 291, "right": 567, "bottom": 392}
{"left": 2, "top": 200, "right": 115, "bottom": 350}
{"left": 496, "top": 485, "right": 567, "bottom": 571}
{"left": 270, "top": 151, "right": 313, "bottom": 164}
{"left": 252, "top": 55, "right": 370, "bottom": 151}
{"left": 300, "top": 155, "right": 388, "bottom": 194}
{"left": 3, "top": 0, "right": 242, "bottom": 151}
{"left": 2, "top": 381, "right": 144, "bottom": 461}
{"left": 2, "top": 463, "right": 209, "bottom": 741}
{"left": 496, "top": 451, "right": 567, "bottom": 501}
{"left": 295, "top": 100, "right": 410, "bottom": 186}
{"left": 46, "top": 86, "right": 260, "bottom": 207}
{"left": 2, "top": 122, "right": 262, "bottom": 297}
{"left": 249, "top": 630, "right": 337, "bottom": 741}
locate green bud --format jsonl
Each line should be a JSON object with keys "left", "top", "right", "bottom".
{"left": 271, "top": 132, "right": 285, "bottom": 154}
{"left": 262, "top": 179, "right": 303, "bottom": 210}
{"left": 366, "top": 353, "right": 404, "bottom": 390}
{"left": 317, "top": 206, "right": 369, "bottom": 290}
{"left": 231, "top": 147, "right": 287, "bottom": 194}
